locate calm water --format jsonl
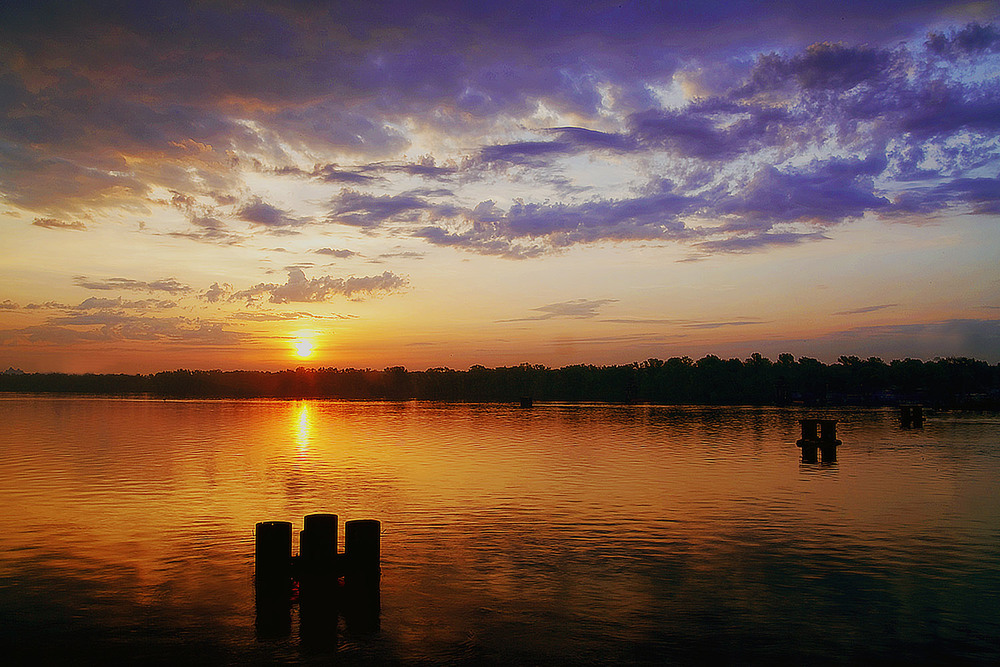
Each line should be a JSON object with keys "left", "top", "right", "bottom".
{"left": 1, "top": 396, "right": 998, "bottom": 665}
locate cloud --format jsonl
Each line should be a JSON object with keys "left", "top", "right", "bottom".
{"left": 0, "top": 300, "right": 18, "bottom": 309}
{"left": 883, "top": 176, "right": 1000, "bottom": 217}
{"left": 376, "top": 251, "right": 425, "bottom": 260}
{"left": 501, "top": 299, "right": 618, "bottom": 322}
{"left": 708, "top": 157, "right": 890, "bottom": 230}
{"left": 690, "top": 231, "right": 830, "bottom": 255}
{"left": 24, "top": 301, "right": 71, "bottom": 310}
{"left": 236, "top": 197, "right": 305, "bottom": 228}
{"left": 0, "top": 1, "right": 997, "bottom": 272}
{"left": 202, "top": 283, "right": 233, "bottom": 304}
{"left": 804, "top": 318, "right": 1000, "bottom": 362}
{"left": 168, "top": 215, "right": 243, "bottom": 245}
{"left": 681, "top": 319, "right": 765, "bottom": 330}
{"left": 0, "top": 314, "right": 244, "bottom": 345}
{"left": 314, "top": 247, "right": 359, "bottom": 258}
{"left": 230, "top": 268, "right": 408, "bottom": 304}
{"left": 836, "top": 304, "right": 898, "bottom": 315}
{"left": 75, "top": 297, "right": 177, "bottom": 310}
{"left": 927, "top": 23, "right": 1000, "bottom": 58}
{"left": 32, "top": 217, "right": 87, "bottom": 231}
{"left": 229, "top": 311, "right": 355, "bottom": 322}
{"left": 329, "top": 190, "right": 436, "bottom": 227}
{"left": 479, "top": 140, "right": 574, "bottom": 165}
{"left": 737, "top": 42, "right": 892, "bottom": 97}
{"left": 415, "top": 181, "right": 697, "bottom": 257}
{"left": 304, "top": 164, "right": 380, "bottom": 184}
{"left": 72, "top": 277, "right": 191, "bottom": 294}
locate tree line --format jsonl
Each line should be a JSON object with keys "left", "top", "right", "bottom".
{"left": 3, "top": 354, "right": 999, "bottom": 407}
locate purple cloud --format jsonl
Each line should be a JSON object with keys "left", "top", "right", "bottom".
{"left": 237, "top": 197, "right": 304, "bottom": 228}
{"left": 230, "top": 268, "right": 408, "bottom": 304}
{"left": 501, "top": 299, "right": 618, "bottom": 322}
{"left": 73, "top": 276, "right": 191, "bottom": 294}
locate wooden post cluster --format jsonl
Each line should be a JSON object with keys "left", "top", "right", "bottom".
{"left": 255, "top": 513, "right": 381, "bottom": 583}
{"left": 254, "top": 513, "right": 381, "bottom": 639}
{"left": 796, "top": 418, "right": 841, "bottom": 463}
{"left": 900, "top": 405, "right": 924, "bottom": 428}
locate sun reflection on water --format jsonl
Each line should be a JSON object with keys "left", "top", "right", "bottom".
{"left": 294, "top": 401, "right": 312, "bottom": 454}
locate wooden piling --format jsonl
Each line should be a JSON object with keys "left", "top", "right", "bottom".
{"left": 900, "top": 405, "right": 924, "bottom": 428}
{"left": 300, "top": 513, "right": 338, "bottom": 575}
{"left": 796, "top": 418, "right": 841, "bottom": 463}
{"left": 255, "top": 520, "right": 293, "bottom": 580}
{"left": 345, "top": 519, "right": 381, "bottom": 576}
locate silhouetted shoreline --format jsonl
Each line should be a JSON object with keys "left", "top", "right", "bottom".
{"left": 3, "top": 354, "right": 999, "bottom": 409}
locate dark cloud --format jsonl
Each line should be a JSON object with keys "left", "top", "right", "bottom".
{"left": 0, "top": 300, "right": 18, "bottom": 309}
{"left": 836, "top": 304, "right": 898, "bottom": 315}
{"left": 547, "top": 127, "right": 636, "bottom": 152}
{"left": 73, "top": 276, "right": 191, "bottom": 294}
{"left": 229, "top": 311, "right": 355, "bottom": 322}
{"left": 691, "top": 231, "right": 830, "bottom": 255}
{"left": 737, "top": 43, "right": 892, "bottom": 97}
{"left": 629, "top": 103, "right": 794, "bottom": 161}
{"left": 709, "top": 157, "right": 890, "bottom": 229}
{"left": 203, "top": 283, "right": 232, "bottom": 304}
{"left": 807, "top": 318, "right": 1000, "bottom": 362}
{"left": 329, "top": 190, "right": 435, "bottom": 227}
{"left": 32, "top": 217, "right": 86, "bottom": 230}
{"left": 307, "top": 164, "right": 380, "bottom": 184}
{"left": 501, "top": 299, "right": 618, "bottom": 322}
{"left": 0, "top": 0, "right": 997, "bottom": 263}
{"left": 682, "top": 319, "right": 765, "bottom": 330}
{"left": 314, "top": 247, "right": 359, "bottom": 258}
{"left": 230, "top": 268, "right": 408, "bottom": 304}
{"left": 0, "top": 314, "right": 244, "bottom": 345}
{"left": 75, "top": 297, "right": 176, "bottom": 310}
{"left": 24, "top": 301, "right": 71, "bottom": 310}
{"left": 376, "top": 251, "right": 426, "bottom": 260}
{"left": 168, "top": 214, "right": 243, "bottom": 245}
{"left": 884, "top": 176, "right": 1000, "bottom": 217}
{"left": 236, "top": 197, "right": 304, "bottom": 228}
{"left": 479, "top": 140, "right": 575, "bottom": 165}
{"left": 927, "top": 23, "right": 1000, "bottom": 57}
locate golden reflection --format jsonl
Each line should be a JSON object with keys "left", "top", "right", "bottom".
{"left": 294, "top": 402, "right": 312, "bottom": 453}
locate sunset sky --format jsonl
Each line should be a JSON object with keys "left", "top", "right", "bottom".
{"left": 2, "top": 0, "right": 999, "bottom": 373}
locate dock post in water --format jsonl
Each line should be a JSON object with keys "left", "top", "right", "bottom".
{"left": 255, "top": 520, "right": 293, "bottom": 582}
{"left": 345, "top": 519, "right": 381, "bottom": 575}
{"left": 254, "top": 520, "right": 293, "bottom": 640}
{"left": 300, "top": 513, "right": 338, "bottom": 577}
{"left": 796, "top": 418, "right": 841, "bottom": 463}
{"left": 900, "top": 405, "right": 924, "bottom": 428}
{"left": 520, "top": 396, "right": 533, "bottom": 408}
{"left": 344, "top": 519, "right": 381, "bottom": 632}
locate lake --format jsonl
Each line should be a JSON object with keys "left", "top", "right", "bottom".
{"left": 1, "top": 396, "right": 998, "bottom": 664}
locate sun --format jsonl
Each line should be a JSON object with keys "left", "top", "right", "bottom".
{"left": 293, "top": 338, "right": 314, "bottom": 359}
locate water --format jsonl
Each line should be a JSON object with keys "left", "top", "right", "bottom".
{"left": 1, "top": 396, "right": 998, "bottom": 665}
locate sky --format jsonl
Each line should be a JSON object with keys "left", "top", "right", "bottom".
{"left": 1, "top": 0, "right": 999, "bottom": 373}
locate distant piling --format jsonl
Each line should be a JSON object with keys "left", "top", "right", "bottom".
{"left": 520, "top": 396, "right": 533, "bottom": 408}
{"left": 796, "top": 418, "right": 841, "bottom": 463}
{"left": 900, "top": 405, "right": 924, "bottom": 428}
